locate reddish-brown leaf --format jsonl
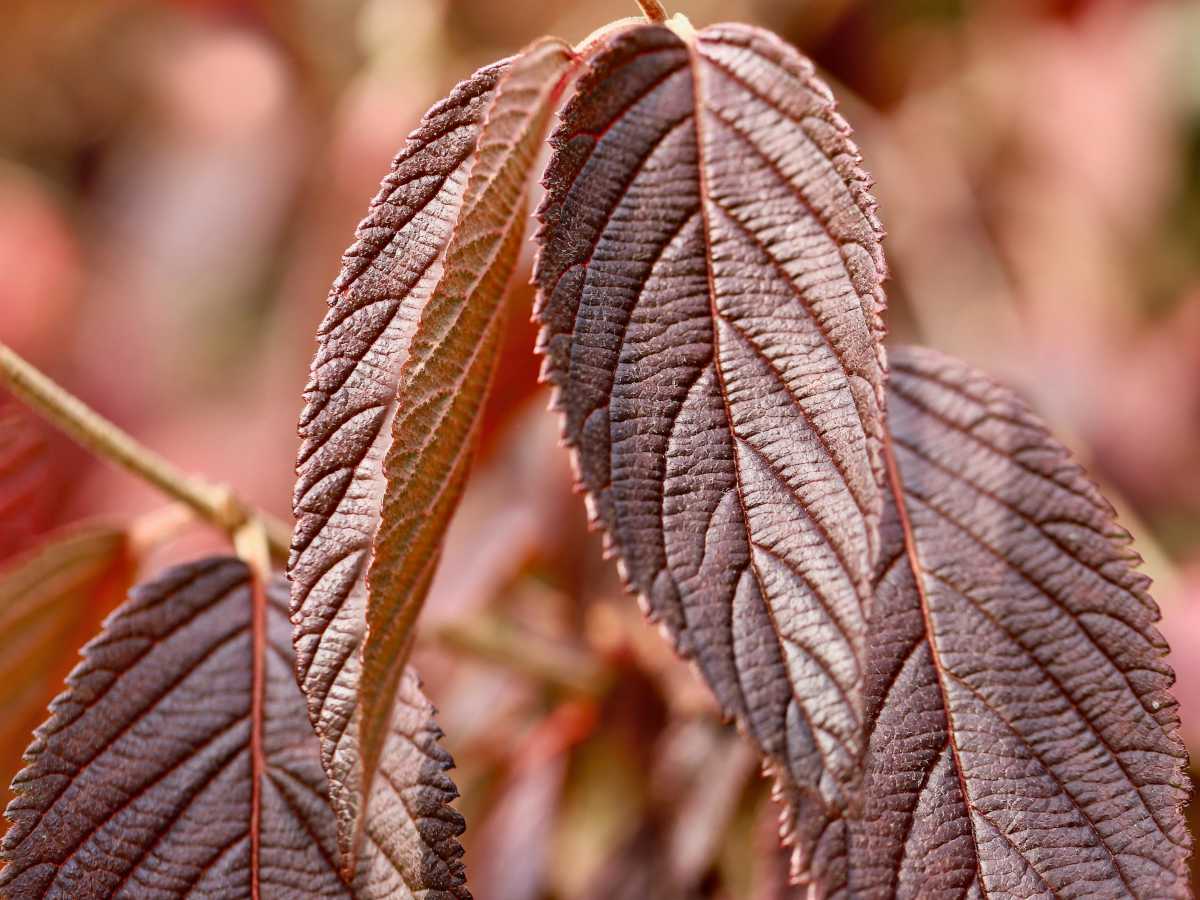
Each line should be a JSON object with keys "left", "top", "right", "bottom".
{"left": 1, "top": 559, "right": 466, "bottom": 899}
{"left": 533, "top": 21, "right": 887, "bottom": 884}
{"left": 0, "top": 526, "right": 133, "bottom": 810}
{"left": 849, "top": 346, "right": 1191, "bottom": 898}
{"left": 359, "top": 36, "right": 578, "bottom": 868}
{"left": 292, "top": 37, "right": 578, "bottom": 875}
{"left": 288, "top": 57, "right": 504, "bottom": 871}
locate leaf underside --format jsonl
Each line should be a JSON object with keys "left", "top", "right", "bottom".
{"left": 845, "top": 346, "right": 1191, "bottom": 899}
{"left": 359, "top": 37, "right": 578, "bottom": 859}
{"left": 288, "top": 54, "right": 506, "bottom": 872}
{"left": 0, "top": 526, "right": 133, "bottom": 810}
{"left": 0, "top": 559, "right": 466, "bottom": 900}
{"left": 533, "top": 21, "right": 888, "bottom": 883}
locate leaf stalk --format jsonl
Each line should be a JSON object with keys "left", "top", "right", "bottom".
{"left": 0, "top": 342, "right": 292, "bottom": 561}
{"left": 634, "top": 0, "right": 668, "bottom": 23}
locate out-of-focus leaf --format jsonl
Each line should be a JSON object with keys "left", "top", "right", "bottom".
{"left": 0, "top": 525, "right": 133, "bottom": 809}
{"left": 577, "top": 824, "right": 691, "bottom": 900}
{"left": 469, "top": 702, "right": 590, "bottom": 900}
{"left": 849, "top": 346, "right": 1190, "bottom": 898}
{"left": 471, "top": 755, "right": 565, "bottom": 900}
{"left": 533, "top": 21, "right": 887, "bottom": 885}
{"left": 360, "top": 37, "right": 578, "bottom": 860}
{"left": 1158, "top": 576, "right": 1200, "bottom": 751}
{"left": 660, "top": 727, "right": 759, "bottom": 890}
{"left": 289, "top": 55, "right": 505, "bottom": 871}
{"left": 1, "top": 558, "right": 467, "bottom": 899}
{"left": 0, "top": 397, "right": 52, "bottom": 563}
{"left": 748, "top": 799, "right": 805, "bottom": 900}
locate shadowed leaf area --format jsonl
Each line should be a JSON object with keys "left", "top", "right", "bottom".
{"left": 0, "top": 526, "right": 133, "bottom": 810}
{"left": 1, "top": 558, "right": 466, "bottom": 900}
{"left": 534, "top": 20, "right": 888, "bottom": 886}
{"left": 0, "top": 397, "right": 54, "bottom": 563}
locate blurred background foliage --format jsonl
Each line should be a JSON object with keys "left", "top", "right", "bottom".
{"left": 1, "top": 0, "right": 1198, "bottom": 895}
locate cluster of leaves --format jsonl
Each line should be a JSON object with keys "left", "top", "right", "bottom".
{"left": 0, "top": 9, "right": 1192, "bottom": 900}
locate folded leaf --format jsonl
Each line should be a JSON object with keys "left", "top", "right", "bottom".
{"left": 360, "top": 36, "right": 579, "bottom": 860}
{"left": 0, "top": 526, "right": 133, "bottom": 809}
{"left": 850, "top": 346, "right": 1190, "bottom": 898}
{"left": 289, "top": 56, "right": 504, "bottom": 871}
{"left": 1, "top": 558, "right": 466, "bottom": 899}
{"left": 533, "top": 22, "right": 887, "bottom": 883}
{"left": 292, "top": 38, "right": 578, "bottom": 872}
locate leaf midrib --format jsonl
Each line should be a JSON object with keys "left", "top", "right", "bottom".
{"left": 880, "top": 430, "right": 1150, "bottom": 896}
{"left": 879, "top": 432, "right": 986, "bottom": 895}
{"left": 687, "top": 30, "right": 864, "bottom": 787}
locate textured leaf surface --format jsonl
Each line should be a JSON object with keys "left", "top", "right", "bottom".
{"left": 849, "top": 346, "right": 1191, "bottom": 898}
{"left": 0, "top": 526, "right": 132, "bottom": 809}
{"left": 288, "top": 56, "right": 504, "bottom": 868}
{"left": 533, "top": 21, "right": 887, "bottom": 881}
{"left": 1, "top": 559, "right": 466, "bottom": 899}
{"left": 360, "top": 37, "right": 578, "bottom": 859}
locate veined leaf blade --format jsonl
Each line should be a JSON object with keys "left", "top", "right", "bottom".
{"left": 288, "top": 56, "right": 505, "bottom": 874}
{"left": 358, "top": 36, "right": 579, "bottom": 866}
{"left": 850, "top": 346, "right": 1191, "bottom": 898}
{"left": 533, "top": 22, "right": 888, "bottom": 886}
{"left": 0, "top": 397, "right": 54, "bottom": 563}
{"left": 1, "top": 559, "right": 465, "bottom": 899}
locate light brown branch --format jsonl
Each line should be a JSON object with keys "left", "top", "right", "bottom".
{"left": 0, "top": 342, "right": 292, "bottom": 561}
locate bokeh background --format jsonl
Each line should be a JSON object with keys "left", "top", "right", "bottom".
{"left": 1, "top": 0, "right": 1198, "bottom": 895}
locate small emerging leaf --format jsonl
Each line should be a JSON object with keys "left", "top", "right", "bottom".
{"left": 1, "top": 559, "right": 466, "bottom": 899}
{"left": 849, "top": 347, "right": 1191, "bottom": 898}
{"left": 360, "top": 35, "right": 579, "bottom": 860}
{"left": 0, "top": 526, "right": 133, "bottom": 809}
{"left": 534, "top": 22, "right": 888, "bottom": 885}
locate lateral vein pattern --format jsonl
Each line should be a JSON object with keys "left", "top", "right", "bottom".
{"left": 534, "top": 21, "right": 888, "bottom": 887}
{"left": 851, "top": 346, "right": 1190, "bottom": 899}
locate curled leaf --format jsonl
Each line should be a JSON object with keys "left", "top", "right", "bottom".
{"left": 359, "top": 36, "right": 579, "bottom": 860}
{"left": 850, "top": 347, "right": 1191, "bottom": 898}
{"left": 289, "top": 56, "right": 504, "bottom": 868}
{"left": 533, "top": 21, "right": 887, "bottom": 883}
{"left": 0, "top": 526, "right": 133, "bottom": 809}
{"left": 1, "top": 559, "right": 466, "bottom": 899}
{"left": 291, "top": 36, "right": 579, "bottom": 874}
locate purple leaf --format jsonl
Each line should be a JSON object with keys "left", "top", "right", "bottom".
{"left": 533, "top": 21, "right": 888, "bottom": 885}
{"left": 849, "top": 346, "right": 1191, "bottom": 898}
{"left": 1, "top": 559, "right": 465, "bottom": 899}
